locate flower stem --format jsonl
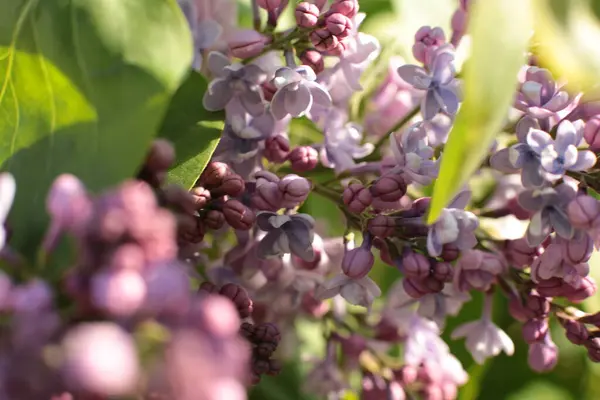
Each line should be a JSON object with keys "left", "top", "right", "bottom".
{"left": 251, "top": 0, "right": 261, "bottom": 31}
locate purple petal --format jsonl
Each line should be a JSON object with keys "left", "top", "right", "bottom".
{"left": 449, "top": 191, "right": 471, "bottom": 210}
{"left": 515, "top": 116, "right": 540, "bottom": 143}
{"left": 431, "top": 52, "right": 455, "bottom": 85}
{"left": 306, "top": 82, "right": 332, "bottom": 108}
{"left": 284, "top": 84, "right": 313, "bottom": 117}
{"left": 571, "top": 150, "right": 597, "bottom": 171}
{"left": 526, "top": 211, "right": 552, "bottom": 247}
{"left": 427, "top": 230, "right": 443, "bottom": 257}
{"left": 256, "top": 212, "right": 277, "bottom": 231}
{"left": 203, "top": 79, "right": 233, "bottom": 110}
{"left": 521, "top": 159, "right": 545, "bottom": 188}
{"left": 273, "top": 67, "right": 302, "bottom": 88}
{"left": 421, "top": 90, "right": 440, "bottom": 120}
{"left": 555, "top": 120, "right": 578, "bottom": 154}
{"left": 285, "top": 221, "right": 315, "bottom": 261}
{"left": 490, "top": 149, "right": 520, "bottom": 173}
{"left": 527, "top": 129, "right": 552, "bottom": 154}
{"left": 196, "top": 20, "right": 223, "bottom": 49}
{"left": 518, "top": 190, "right": 543, "bottom": 211}
{"left": 397, "top": 65, "right": 431, "bottom": 90}
{"left": 270, "top": 89, "right": 289, "bottom": 120}
{"left": 521, "top": 81, "right": 542, "bottom": 106}
{"left": 257, "top": 231, "right": 284, "bottom": 258}
{"left": 207, "top": 52, "right": 231, "bottom": 77}
{"left": 544, "top": 91, "right": 569, "bottom": 112}
{"left": 435, "top": 87, "right": 459, "bottom": 115}
{"left": 550, "top": 209, "right": 574, "bottom": 240}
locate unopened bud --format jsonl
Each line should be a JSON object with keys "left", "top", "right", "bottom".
{"left": 288, "top": 146, "right": 319, "bottom": 172}
{"left": 295, "top": 2, "right": 320, "bottom": 28}
{"left": 522, "top": 318, "right": 549, "bottom": 344}
{"left": 203, "top": 210, "right": 225, "bottom": 230}
{"left": 253, "top": 322, "right": 281, "bottom": 343}
{"left": 328, "top": 0, "right": 359, "bottom": 18}
{"left": 264, "top": 135, "right": 290, "bottom": 163}
{"left": 199, "top": 162, "right": 230, "bottom": 188}
{"left": 402, "top": 250, "right": 430, "bottom": 279}
{"left": 560, "top": 234, "right": 593, "bottom": 264}
{"left": 412, "top": 26, "right": 446, "bottom": 65}
{"left": 565, "top": 276, "right": 597, "bottom": 303}
{"left": 432, "top": 261, "right": 453, "bottom": 282}
{"left": 144, "top": 139, "right": 175, "bottom": 173}
{"left": 440, "top": 244, "right": 460, "bottom": 261}
{"left": 568, "top": 195, "right": 600, "bottom": 229}
{"left": 562, "top": 319, "right": 589, "bottom": 345}
{"left": 343, "top": 183, "right": 372, "bottom": 213}
{"left": 211, "top": 173, "right": 245, "bottom": 198}
{"left": 189, "top": 186, "right": 212, "bottom": 210}
{"left": 403, "top": 277, "right": 431, "bottom": 298}
{"left": 367, "top": 215, "right": 395, "bottom": 238}
{"left": 47, "top": 174, "right": 91, "bottom": 232}
{"left": 300, "top": 50, "right": 325, "bottom": 74}
{"left": 223, "top": 200, "right": 256, "bottom": 230}
{"left": 279, "top": 174, "right": 311, "bottom": 208}
{"left": 310, "top": 29, "right": 341, "bottom": 53}
{"left": 229, "top": 31, "right": 269, "bottom": 59}
{"left": 325, "top": 12, "right": 353, "bottom": 39}
{"left": 219, "top": 283, "right": 254, "bottom": 319}
{"left": 584, "top": 117, "right": 600, "bottom": 151}
{"left": 528, "top": 335, "right": 558, "bottom": 373}
{"left": 342, "top": 246, "right": 374, "bottom": 279}
{"left": 370, "top": 174, "right": 407, "bottom": 202}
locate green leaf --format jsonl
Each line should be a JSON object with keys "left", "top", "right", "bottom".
{"left": 533, "top": 0, "right": 600, "bottom": 91}
{"left": 158, "top": 70, "right": 224, "bottom": 189}
{"left": 0, "top": 0, "right": 192, "bottom": 258}
{"left": 427, "top": 0, "right": 533, "bottom": 224}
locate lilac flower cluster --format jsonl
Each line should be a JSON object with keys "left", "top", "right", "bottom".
{"left": 3, "top": 0, "right": 600, "bottom": 399}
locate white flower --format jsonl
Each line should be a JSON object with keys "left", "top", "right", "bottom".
{"left": 315, "top": 274, "right": 381, "bottom": 309}
{"left": 451, "top": 318, "right": 514, "bottom": 364}
{"left": 0, "top": 173, "right": 15, "bottom": 250}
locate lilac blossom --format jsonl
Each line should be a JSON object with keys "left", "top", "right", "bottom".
{"left": 451, "top": 295, "right": 514, "bottom": 364}
{"left": 333, "top": 32, "right": 381, "bottom": 91}
{"left": 0, "top": 173, "right": 15, "bottom": 250}
{"left": 177, "top": 0, "right": 223, "bottom": 70}
{"left": 427, "top": 191, "right": 478, "bottom": 257}
{"left": 518, "top": 184, "right": 577, "bottom": 246}
{"left": 527, "top": 120, "right": 596, "bottom": 180}
{"left": 490, "top": 116, "right": 546, "bottom": 187}
{"left": 212, "top": 112, "right": 275, "bottom": 163}
{"left": 389, "top": 123, "right": 439, "bottom": 185}
{"left": 320, "top": 109, "right": 374, "bottom": 173}
{"left": 270, "top": 66, "right": 332, "bottom": 120}
{"left": 203, "top": 52, "right": 267, "bottom": 116}
{"left": 397, "top": 45, "right": 461, "bottom": 120}
{"left": 530, "top": 240, "right": 589, "bottom": 288}
{"left": 515, "top": 66, "right": 571, "bottom": 119}
{"left": 256, "top": 212, "right": 316, "bottom": 261}
{"left": 315, "top": 274, "right": 381, "bottom": 309}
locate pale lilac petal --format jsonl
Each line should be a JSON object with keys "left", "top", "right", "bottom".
{"left": 422, "top": 90, "right": 440, "bottom": 120}
{"left": 521, "top": 159, "right": 545, "bottom": 188}
{"left": 543, "top": 90, "right": 569, "bottom": 112}
{"left": 397, "top": 65, "right": 431, "bottom": 90}
{"left": 550, "top": 210, "right": 574, "bottom": 240}
{"left": 203, "top": 79, "right": 233, "bottom": 110}
{"left": 256, "top": 212, "right": 277, "bottom": 230}
{"left": 207, "top": 51, "right": 231, "bottom": 77}
{"left": 451, "top": 321, "right": 479, "bottom": 339}
{"left": 436, "top": 87, "right": 459, "bottom": 115}
{"left": 555, "top": 120, "right": 578, "bottom": 154}
{"left": 490, "top": 149, "right": 520, "bottom": 173}
{"left": 521, "top": 81, "right": 542, "bottom": 106}
{"left": 196, "top": 20, "right": 223, "bottom": 49}
{"left": 432, "top": 52, "right": 455, "bottom": 85}
{"left": 306, "top": 82, "right": 332, "bottom": 108}
{"left": 449, "top": 191, "right": 471, "bottom": 210}
{"left": 527, "top": 129, "right": 552, "bottom": 154}
{"left": 571, "top": 150, "right": 597, "bottom": 171}
{"left": 273, "top": 67, "right": 302, "bottom": 88}
{"left": 526, "top": 211, "right": 551, "bottom": 247}
{"left": 285, "top": 84, "right": 313, "bottom": 117}
{"left": 270, "top": 89, "right": 289, "bottom": 120}
{"left": 515, "top": 116, "right": 540, "bottom": 143}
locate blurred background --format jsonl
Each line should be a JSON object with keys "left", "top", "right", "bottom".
{"left": 231, "top": 1, "right": 600, "bottom": 399}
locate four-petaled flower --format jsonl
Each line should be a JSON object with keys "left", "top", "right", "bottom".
{"left": 527, "top": 120, "right": 596, "bottom": 180}
{"left": 397, "top": 45, "right": 461, "bottom": 120}
{"left": 203, "top": 52, "right": 268, "bottom": 116}
{"left": 256, "top": 212, "right": 316, "bottom": 261}
{"left": 389, "top": 123, "right": 440, "bottom": 185}
{"left": 515, "top": 66, "right": 571, "bottom": 119}
{"left": 315, "top": 274, "right": 382, "bottom": 310}
{"left": 451, "top": 317, "right": 514, "bottom": 364}
{"left": 270, "top": 66, "right": 332, "bottom": 120}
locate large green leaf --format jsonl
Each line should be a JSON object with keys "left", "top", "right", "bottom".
{"left": 158, "top": 70, "right": 224, "bottom": 189}
{"left": 0, "top": 0, "right": 192, "bottom": 258}
{"left": 427, "top": 0, "right": 533, "bottom": 224}
{"left": 533, "top": 0, "right": 600, "bottom": 91}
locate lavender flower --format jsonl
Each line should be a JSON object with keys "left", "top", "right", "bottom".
{"left": 270, "top": 66, "right": 332, "bottom": 120}
{"left": 315, "top": 274, "right": 381, "bottom": 309}
{"left": 334, "top": 32, "right": 381, "bottom": 91}
{"left": 256, "top": 212, "right": 315, "bottom": 261}
{"left": 203, "top": 52, "right": 267, "bottom": 116}
{"left": 427, "top": 191, "right": 478, "bottom": 257}
{"left": 177, "top": 0, "right": 223, "bottom": 70}
{"left": 515, "top": 66, "right": 571, "bottom": 119}
{"left": 389, "top": 123, "right": 439, "bottom": 185}
{"left": 0, "top": 173, "right": 15, "bottom": 250}
{"left": 212, "top": 112, "right": 275, "bottom": 163}
{"left": 518, "top": 184, "right": 577, "bottom": 246}
{"left": 490, "top": 116, "right": 546, "bottom": 188}
{"left": 397, "top": 45, "right": 461, "bottom": 120}
{"left": 321, "top": 109, "right": 373, "bottom": 173}
{"left": 527, "top": 120, "right": 596, "bottom": 180}
{"left": 451, "top": 295, "right": 514, "bottom": 364}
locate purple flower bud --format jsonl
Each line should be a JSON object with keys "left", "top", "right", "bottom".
{"left": 193, "top": 295, "right": 242, "bottom": 337}
{"left": 295, "top": 2, "right": 320, "bottom": 28}
{"left": 528, "top": 335, "right": 558, "bottom": 373}
{"left": 450, "top": 9, "right": 468, "bottom": 46}
{"left": 11, "top": 279, "right": 53, "bottom": 313}
{"left": 565, "top": 276, "right": 597, "bottom": 303}
{"left": 264, "top": 135, "right": 290, "bottom": 163}
{"left": 279, "top": 174, "right": 311, "bottom": 208}
{"left": 310, "top": 29, "right": 345, "bottom": 54}
{"left": 536, "top": 278, "right": 568, "bottom": 297}
{"left": 325, "top": 12, "right": 353, "bottom": 39}
{"left": 252, "top": 183, "right": 284, "bottom": 211}
{"left": 219, "top": 283, "right": 254, "bottom": 319}
{"left": 91, "top": 269, "right": 146, "bottom": 317}
{"left": 361, "top": 373, "right": 405, "bottom": 400}
{"left": 300, "top": 49, "right": 325, "bottom": 74}
{"left": 508, "top": 297, "right": 529, "bottom": 322}
{"left": 432, "top": 261, "right": 453, "bottom": 282}
{"left": 579, "top": 311, "right": 600, "bottom": 326}
{"left": 289, "top": 146, "right": 319, "bottom": 172}
{"left": 587, "top": 338, "right": 600, "bottom": 362}
{"left": 440, "top": 244, "right": 460, "bottom": 261}
{"left": 562, "top": 319, "right": 589, "bottom": 345}
{"left": 223, "top": 199, "right": 256, "bottom": 230}
{"left": 328, "top": 0, "right": 359, "bottom": 18}
{"left": 402, "top": 250, "right": 430, "bottom": 279}
{"left": 523, "top": 318, "right": 549, "bottom": 344}
{"left": 412, "top": 26, "right": 446, "bottom": 65}
{"left": 370, "top": 174, "right": 407, "bottom": 202}
{"left": 343, "top": 183, "right": 372, "bottom": 213}
{"left": 189, "top": 186, "right": 212, "bottom": 210}
{"left": 525, "top": 293, "right": 551, "bottom": 318}
{"left": 403, "top": 277, "right": 431, "bottom": 298}
{"left": 342, "top": 241, "right": 374, "bottom": 279}
{"left": 503, "top": 238, "right": 540, "bottom": 269}
{"left": 367, "top": 215, "right": 395, "bottom": 238}
{"left": 568, "top": 195, "right": 600, "bottom": 229}
{"left": 395, "top": 365, "right": 418, "bottom": 385}
{"left": 211, "top": 173, "right": 245, "bottom": 198}
{"left": 62, "top": 323, "right": 139, "bottom": 396}
{"left": 584, "top": 117, "right": 600, "bottom": 151}
{"left": 229, "top": 31, "right": 269, "bottom": 59}
{"left": 144, "top": 138, "right": 175, "bottom": 173}
{"left": 47, "top": 174, "right": 92, "bottom": 232}
{"left": 199, "top": 162, "right": 231, "bottom": 188}
{"left": 560, "top": 234, "right": 593, "bottom": 264}
{"left": 204, "top": 210, "right": 225, "bottom": 230}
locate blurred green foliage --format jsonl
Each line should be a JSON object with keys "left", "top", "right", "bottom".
{"left": 237, "top": 0, "right": 600, "bottom": 399}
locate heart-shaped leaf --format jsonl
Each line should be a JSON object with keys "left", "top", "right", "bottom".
{"left": 0, "top": 0, "right": 192, "bottom": 257}
{"left": 427, "top": 0, "right": 533, "bottom": 223}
